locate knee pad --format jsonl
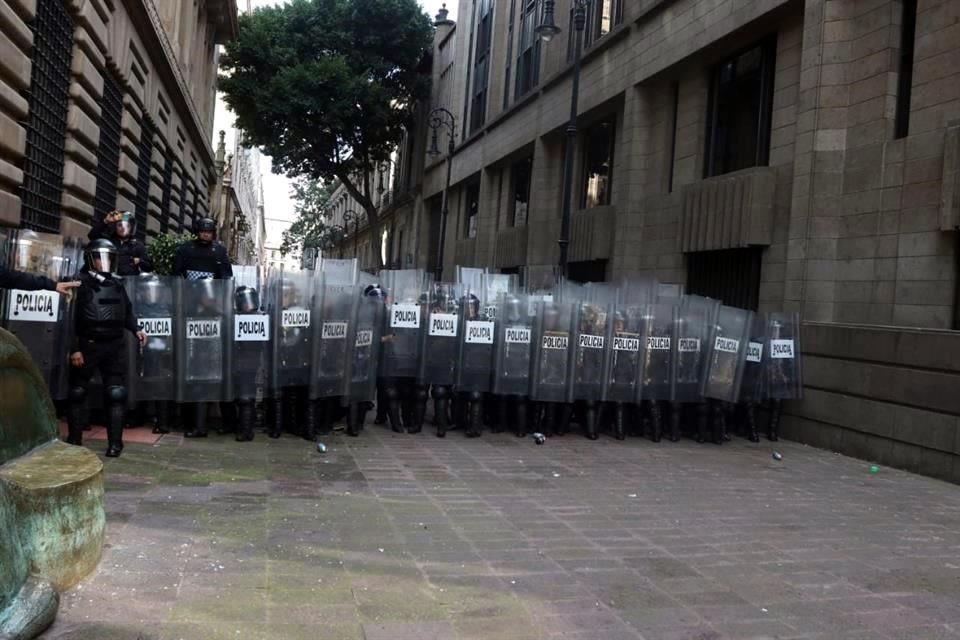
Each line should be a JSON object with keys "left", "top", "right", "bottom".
{"left": 106, "top": 385, "right": 128, "bottom": 404}
{"left": 431, "top": 385, "right": 449, "bottom": 400}
{"left": 384, "top": 385, "right": 400, "bottom": 401}
{"left": 467, "top": 391, "right": 483, "bottom": 403}
{"left": 416, "top": 386, "right": 429, "bottom": 403}
{"left": 69, "top": 385, "right": 88, "bottom": 403}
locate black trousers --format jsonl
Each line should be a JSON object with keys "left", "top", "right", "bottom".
{"left": 68, "top": 337, "right": 127, "bottom": 445}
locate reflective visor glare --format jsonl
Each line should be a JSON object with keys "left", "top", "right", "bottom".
{"left": 91, "top": 249, "right": 115, "bottom": 270}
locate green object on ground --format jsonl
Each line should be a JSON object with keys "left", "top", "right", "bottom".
{"left": 870, "top": 465, "right": 880, "bottom": 473}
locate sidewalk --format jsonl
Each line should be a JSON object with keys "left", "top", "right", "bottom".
{"left": 40, "top": 426, "right": 960, "bottom": 639}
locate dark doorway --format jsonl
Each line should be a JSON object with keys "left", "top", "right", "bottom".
{"left": 686, "top": 248, "right": 763, "bottom": 310}
{"left": 567, "top": 259, "right": 608, "bottom": 284}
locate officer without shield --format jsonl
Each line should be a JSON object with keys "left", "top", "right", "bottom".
{"left": 65, "top": 239, "right": 147, "bottom": 457}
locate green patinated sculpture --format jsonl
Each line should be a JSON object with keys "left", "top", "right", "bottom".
{"left": 0, "top": 327, "right": 105, "bottom": 639}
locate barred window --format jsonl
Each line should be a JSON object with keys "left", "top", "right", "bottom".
{"left": 159, "top": 154, "right": 174, "bottom": 233}
{"left": 19, "top": 0, "right": 74, "bottom": 233}
{"left": 133, "top": 120, "right": 155, "bottom": 241}
{"left": 93, "top": 69, "right": 123, "bottom": 220}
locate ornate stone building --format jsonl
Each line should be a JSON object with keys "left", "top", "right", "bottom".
{"left": 0, "top": 0, "right": 237, "bottom": 239}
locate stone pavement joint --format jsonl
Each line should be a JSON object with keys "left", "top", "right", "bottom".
{"left": 37, "top": 428, "right": 960, "bottom": 640}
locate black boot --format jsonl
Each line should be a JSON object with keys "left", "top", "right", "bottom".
{"left": 346, "top": 402, "right": 362, "bottom": 437}
{"left": 710, "top": 401, "right": 725, "bottom": 445}
{"left": 303, "top": 398, "right": 319, "bottom": 441}
{"left": 670, "top": 402, "right": 681, "bottom": 442}
{"left": 696, "top": 401, "right": 709, "bottom": 443}
{"left": 268, "top": 398, "right": 282, "bottom": 438}
{"left": 410, "top": 385, "right": 428, "bottom": 434}
{"left": 768, "top": 399, "right": 782, "bottom": 442}
{"left": 374, "top": 383, "right": 388, "bottom": 424}
{"left": 466, "top": 392, "right": 483, "bottom": 438}
{"left": 613, "top": 403, "right": 626, "bottom": 441}
{"left": 514, "top": 398, "right": 528, "bottom": 437}
{"left": 747, "top": 402, "right": 760, "bottom": 442}
{"left": 236, "top": 400, "right": 255, "bottom": 442}
{"left": 584, "top": 401, "right": 599, "bottom": 440}
{"left": 433, "top": 386, "right": 449, "bottom": 438}
{"left": 184, "top": 403, "right": 209, "bottom": 438}
{"left": 66, "top": 385, "right": 87, "bottom": 446}
{"left": 650, "top": 401, "right": 662, "bottom": 443}
{"left": 218, "top": 401, "right": 237, "bottom": 435}
{"left": 385, "top": 382, "right": 404, "bottom": 433}
{"left": 152, "top": 401, "right": 170, "bottom": 434}
{"left": 105, "top": 386, "right": 126, "bottom": 457}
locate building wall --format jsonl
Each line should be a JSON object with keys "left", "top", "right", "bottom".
{"left": 420, "top": 0, "right": 960, "bottom": 479}
{"left": 0, "top": 0, "right": 236, "bottom": 239}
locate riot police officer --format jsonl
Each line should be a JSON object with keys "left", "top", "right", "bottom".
{"left": 88, "top": 210, "right": 152, "bottom": 276}
{"left": 173, "top": 217, "right": 233, "bottom": 281}
{"left": 66, "top": 240, "right": 147, "bottom": 457}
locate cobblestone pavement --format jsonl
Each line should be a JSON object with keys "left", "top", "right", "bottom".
{"left": 40, "top": 426, "right": 960, "bottom": 640}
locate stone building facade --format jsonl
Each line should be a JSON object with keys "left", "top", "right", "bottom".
{"left": 406, "top": 0, "right": 960, "bottom": 481}
{"left": 0, "top": 0, "right": 237, "bottom": 240}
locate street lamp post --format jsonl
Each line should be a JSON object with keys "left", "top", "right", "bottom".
{"left": 537, "top": 0, "right": 587, "bottom": 280}
{"left": 428, "top": 107, "right": 456, "bottom": 282}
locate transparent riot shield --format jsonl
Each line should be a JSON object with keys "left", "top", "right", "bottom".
{"left": 175, "top": 277, "right": 232, "bottom": 402}
{"left": 603, "top": 302, "right": 646, "bottom": 403}
{"left": 269, "top": 268, "right": 315, "bottom": 395}
{"left": 232, "top": 280, "right": 270, "bottom": 402}
{"left": 127, "top": 274, "right": 177, "bottom": 404}
{"left": 481, "top": 272, "right": 517, "bottom": 320}
{"left": 233, "top": 265, "right": 261, "bottom": 291}
{"left": 310, "top": 276, "right": 357, "bottom": 399}
{"left": 766, "top": 311, "right": 802, "bottom": 400}
{"left": 321, "top": 258, "right": 359, "bottom": 285}
{"left": 639, "top": 302, "right": 677, "bottom": 402}
{"left": 347, "top": 278, "right": 384, "bottom": 405}
{"left": 571, "top": 289, "right": 615, "bottom": 402}
{"left": 492, "top": 292, "right": 534, "bottom": 397}
{"left": 380, "top": 269, "right": 427, "bottom": 379}
{"left": 418, "top": 282, "right": 462, "bottom": 387}
{"left": 530, "top": 298, "right": 576, "bottom": 403}
{"left": 619, "top": 276, "right": 658, "bottom": 306}
{"left": 673, "top": 295, "right": 721, "bottom": 403}
{"left": 740, "top": 313, "right": 768, "bottom": 403}
{"left": 456, "top": 286, "right": 495, "bottom": 393}
{"left": 701, "top": 305, "right": 754, "bottom": 403}
{"left": 2, "top": 231, "right": 77, "bottom": 400}
{"left": 657, "top": 283, "right": 685, "bottom": 302}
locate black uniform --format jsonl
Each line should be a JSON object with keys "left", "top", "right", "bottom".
{"left": 0, "top": 265, "right": 58, "bottom": 291}
{"left": 88, "top": 217, "right": 153, "bottom": 276}
{"left": 67, "top": 271, "right": 141, "bottom": 456}
{"left": 174, "top": 240, "right": 233, "bottom": 281}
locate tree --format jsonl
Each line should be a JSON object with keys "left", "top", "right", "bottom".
{"left": 219, "top": 0, "right": 433, "bottom": 270}
{"left": 280, "top": 177, "right": 337, "bottom": 257}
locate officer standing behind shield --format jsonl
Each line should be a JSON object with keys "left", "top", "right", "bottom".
{"left": 87, "top": 210, "right": 152, "bottom": 275}
{"left": 65, "top": 240, "right": 147, "bottom": 457}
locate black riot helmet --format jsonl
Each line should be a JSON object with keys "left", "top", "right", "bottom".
{"left": 138, "top": 273, "right": 168, "bottom": 307}
{"left": 84, "top": 238, "right": 118, "bottom": 275}
{"left": 364, "top": 284, "right": 386, "bottom": 299}
{"left": 465, "top": 294, "right": 481, "bottom": 320}
{"left": 193, "top": 217, "right": 217, "bottom": 244}
{"left": 236, "top": 286, "right": 260, "bottom": 313}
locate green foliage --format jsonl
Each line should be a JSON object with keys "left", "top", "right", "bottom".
{"left": 280, "top": 178, "right": 338, "bottom": 256}
{"left": 147, "top": 232, "right": 194, "bottom": 276}
{"left": 218, "top": 0, "right": 434, "bottom": 269}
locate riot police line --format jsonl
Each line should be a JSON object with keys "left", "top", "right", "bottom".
{"left": 2, "top": 228, "right": 802, "bottom": 446}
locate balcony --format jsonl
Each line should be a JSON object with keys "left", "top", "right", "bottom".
{"left": 495, "top": 226, "right": 528, "bottom": 268}
{"left": 679, "top": 167, "right": 777, "bottom": 252}
{"left": 569, "top": 206, "right": 615, "bottom": 262}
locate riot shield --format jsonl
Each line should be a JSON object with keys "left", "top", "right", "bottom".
{"left": 456, "top": 286, "right": 495, "bottom": 393}
{"left": 603, "top": 302, "right": 645, "bottom": 403}
{"left": 530, "top": 298, "right": 576, "bottom": 403}
{"left": 571, "top": 289, "right": 615, "bottom": 402}
{"left": 766, "top": 312, "right": 802, "bottom": 400}
{"left": 380, "top": 269, "right": 427, "bottom": 379}
{"left": 673, "top": 295, "right": 721, "bottom": 403}
{"left": 418, "top": 282, "right": 462, "bottom": 387}
{"left": 619, "top": 276, "right": 658, "bottom": 306}
{"left": 492, "top": 292, "right": 534, "bottom": 397}
{"left": 657, "top": 283, "right": 685, "bottom": 302}
{"left": 175, "top": 277, "right": 232, "bottom": 402}
{"left": 740, "top": 313, "right": 768, "bottom": 403}
{"left": 347, "top": 277, "right": 384, "bottom": 405}
{"left": 127, "top": 274, "right": 177, "bottom": 404}
{"left": 2, "top": 231, "right": 77, "bottom": 400}
{"left": 639, "top": 302, "right": 677, "bottom": 402}
{"left": 310, "top": 275, "right": 356, "bottom": 399}
{"left": 269, "top": 268, "right": 315, "bottom": 395}
{"left": 701, "top": 305, "right": 753, "bottom": 403}
{"left": 233, "top": 265, "right": 261, "bottom": 290}
{"left": 321, "top": 258, "right": 359, "bottom": 285}
{"left": 232, "top": 280, "right": 270, "bottom": 402}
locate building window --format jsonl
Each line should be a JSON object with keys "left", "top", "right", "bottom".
{"left": 177, "top": 165, "right": 188, "bottom": 229}
{"left": 686, "top": 248, "right": 762, "bottom": 311}
{"left": 159, "top": 154, "right": 174, "bottom": 233}
{"left": 587, "top": 0, "right": 622, "bottom": 45}
{"left": 470, "top": 0, "right": 494, "bottom": 133}
{"left": 894, "top": 0, "right": 917, "bottom": 139}
{"left": 510, "top": 156, "right": 532, "bottom": 226}
{"left": 704, "top": 39, "right": 776, "bottom": 178}
{"left": 503, "top": 0, "right": 517, "bottom": 109}
{"left": 464, "top": 180, "right": 480, "bottom": 239}
{"left": 94, "top": 69, "right": 123, "bottom": 220}
{"left": 133, "top": 120, "right": 155, "bottom": 242}
{"left": 19, "top": 0, "right": 74, "bottom": 233}
{"left": 581, "top": 117, "right": 616, "bottom": 209}
{"left": 515, "top": 0, "right": 541, "bottom": 99}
